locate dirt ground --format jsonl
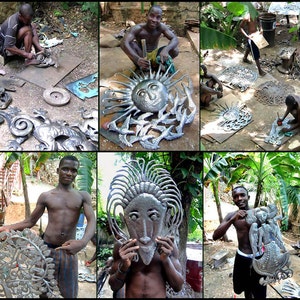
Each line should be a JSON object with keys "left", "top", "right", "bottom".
{"left": 99, "top": 22, "right": 200, "bottom": 151}
{"left": 3, "top": 178, "right": 96, "bottom": 298}
{"left": 204, "top": 190, "right": 300, "bottom": 299}
{"left": 0, "top": 2, "right": 98, "bottom": 151}
{"left": 201, "top": 14, "right": 300, "bottom": 151}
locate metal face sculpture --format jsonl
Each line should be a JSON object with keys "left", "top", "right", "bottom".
{"left": 101, "top": 64, "right": 196, "bottom": 149}
{"left": 106, "top": 159, "right": 183, "bottom": 265}
{"left": 246, "top": 204, "right": 293, "bottom": 285}
{"left": 0, "top": 228, "right": 61, "bottom": 298}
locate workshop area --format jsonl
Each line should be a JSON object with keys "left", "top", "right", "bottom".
{"left": 0, "top": 2, "right": 98, "bottom": 151}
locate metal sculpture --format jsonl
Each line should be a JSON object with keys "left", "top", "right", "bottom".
{"left": 101, "top": 64, "right": 196, "bottom": 150}
{"left": 0, "top": 87, "right": 12, "bottom": 110}
{"left": 106, "top": 158, "right": 183, "bottom": 265}
{"left": 0, "top": 228, "right": 61, "bottom": 298}
{"left": 246, "top": 204, "right": 293, "bottom": 285}
{"left": 264, "top": 118, "right": 291, "bottom": 145}
{"left": 213, "top": 103, "right": 252, "bottom": 131}
{"left": 0, "top": 107, "right": 98, "bottom": 151}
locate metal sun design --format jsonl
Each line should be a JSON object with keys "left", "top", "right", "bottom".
{"left": 101, "top": 64, "right": 196, "bottom": 149}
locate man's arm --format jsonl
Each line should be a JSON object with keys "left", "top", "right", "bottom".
{"left": 159, "top": 23, "right": 178, "bottom": 62}
{"left": 0, "top": 193, "right": 46, "bottom": 232}
{"left": 156, "top": 236, "right": 184, "bottom": 292}
{"left": 212, "top": 211, "right": 238, "bottom": 240}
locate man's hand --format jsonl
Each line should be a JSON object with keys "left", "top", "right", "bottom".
{"left": 25, "top": 52, "right": 35, "bottom": 60}
{"left": 119, "top": 239, "right": 139, "bottom": 271}
{"left": 156, "top": 236, "right": 174, "bottom": 261}
{"left": 159, "top": 48, "right": 169, "bottom": 64}
{"left": 137, "top": 57, "right": 150, "bottom": 70}
{"left": 55, "top": 239, "right": 85, "bottom": 255}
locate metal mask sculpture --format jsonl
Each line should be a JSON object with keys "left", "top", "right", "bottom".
{"left": 246, "top": 204, "right": 293, "bottom": 285}
{"left": 0, "top": 228, "right": 61, "bottom": 298}
{"left": 106, "top": 158, "right": 183, "bottom": 265}
{"left": 101, "top": 64, "right": 196, "bottom": 149}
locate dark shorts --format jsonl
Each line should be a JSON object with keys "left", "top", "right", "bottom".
{"left": 247, "top": 39, "right": 260, "bottom": 60}
{"left": 233, "top": 251, "right": 267, "bottom": 298}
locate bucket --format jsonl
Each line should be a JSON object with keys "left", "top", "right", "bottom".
{"left": 259, "top": 13, "right": 276, "bottom": 47}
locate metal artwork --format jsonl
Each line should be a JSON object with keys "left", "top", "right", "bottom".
{"left": 0, "top": 228, "right": 61, "bottom": 298}
{"left": 264, "top": 118, "right": 291, "bottom": 145}
{"left": 281, "top": 279, "right": 300, "bottom": 298}
{"left": 106, "top": 158, "right": 183, "bottom": 265}
{"left": 213, "top": 103, "right": 252, "bottom": 131}
{"left": 101, "top": 64, "right": 196, "bottom": 150}
{"left": 246, "top": 204, "right": 293, "bottom": 285}
{"left": 254, "top": 81, "right": 295, "bottom": 106}
{"left": 0, "top": 106, "right": 98, "bottom": 151}
{"left": 0, "top": 87, "right": 12, "bottom": 109}
{"left": 218, "top": 66, "right": 258, "bottom": 92}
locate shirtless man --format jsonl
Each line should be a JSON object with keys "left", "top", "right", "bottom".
{"left": 0, "top": 3, "right": 44, "bottom": 65}
{"left": 213, "top": 186, "right": 267, "bottom": 299}
{"left": 240, "top": 12, "right": 266, "bottom": 76}
{"left": 278, "top": 94, "right": 300, "bottom": 133}
{"left": 120, "top": 5, "right": 179, "bottom": 73}
{"left": 200, "top": 64, "right": 223, "bottom": 111}
{"left": 0, "top": 155, "right": 96, "bottom": 298}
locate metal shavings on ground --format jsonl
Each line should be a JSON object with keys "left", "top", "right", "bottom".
{"left": 0, "top": 228, "right": 61, "bottom": 298}
{"left": 218, "top": 65, "right": 258, "bottom": 92}
{"left": 213, "top": 103, "right": 252, "bottom": 131}
{"left": 264, "top": 118, "right": 291, "bottom": 145}
{"left": 254, "top": 81, "right": 295, "bottom": 106}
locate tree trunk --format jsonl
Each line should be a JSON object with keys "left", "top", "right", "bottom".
{"left": 212, "top": 181, "right": 229, "bottom": 242}
{"left": 20, "top": 157, "right": 30, "bottom": 219}
{"left": 254, "top": 181, "right": 263, "bottom": 208}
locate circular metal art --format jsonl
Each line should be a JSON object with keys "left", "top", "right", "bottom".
{"left": 43, "top": 87, "right": 70, "bottom": 106}
{"left": 254, "top": 81, "right": 295, "bottom": 106}
{"left": 218, "top": 66, "right": 258, "bottom": 92}
{"left": 0, "top": 228, "right": 61, "bottom": 298}
{"left": 214, "top": 103, "right": 252, "bottom": 131}
{"left": 101, "top": 64, "right": 196, "bottom": 150}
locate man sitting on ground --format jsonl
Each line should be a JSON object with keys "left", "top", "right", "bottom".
{"left": 200, "top": 64, "right": 223, "bottom": 112}
{"left": 0, "top": 3, "right": 45, "bottom": 66}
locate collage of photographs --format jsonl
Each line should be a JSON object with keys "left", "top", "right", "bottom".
{"left": 0, "top": 1, "right": 299, "bottom": 299}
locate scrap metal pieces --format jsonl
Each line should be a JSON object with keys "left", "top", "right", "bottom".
{"left": 213, "top": 103, "right": 252, "bottom": 131}
{"left": 43, "top": 87, "right": 70, "bottom": 106}
{"left": 0, "top": 228, "right": 61, "bottom": 298}
{"left": 218, "top": 65, "right": 258, "bottom": 92}
{"left": 0, "top": 107, "right": 98, "bottom": 151}
{"left": 264, "top": 118, "right": 291, "bottom": 145}
{"left": 101, "top": 64, "right": 196, "bottom": 150}
{"left": 0, "top": 87, "right": 12, "bottom": 109}
{"left": 254, "top": 81, "right": 295, "bottom": 106}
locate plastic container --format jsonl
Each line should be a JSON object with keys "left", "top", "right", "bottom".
{"left": 259, "top": 13, "right": 277, "bottom": 47}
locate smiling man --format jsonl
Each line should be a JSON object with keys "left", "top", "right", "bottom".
{"left": 106, "top": 159, "right": 184, "bottom": 298}
{"left": 0, "top": 155, "right": 96, "bottom": 298}
{"left": 120, "top": 5, "right": 179, "bottom": 73}
{"left": 212, "top": 186, "right": 267, "bottom": 299}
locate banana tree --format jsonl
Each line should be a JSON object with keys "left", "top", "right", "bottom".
{"left": 201, "top": 2, "right": 258, "bottom": 50}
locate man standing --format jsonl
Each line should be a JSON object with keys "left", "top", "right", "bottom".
{"left": 240, "top": 12, "right": 266, "bottom": 76}
{"left": 212, "top": 186, "right": 267, "bottom": 299}
{"left": 0, "top": 3, "right": 45, "bottom": 65}
{"left": 121, "top": 5, "right": 179, "bottom": 74}
{"left": 0, "top": 155, "right": 96, "bottom": 298}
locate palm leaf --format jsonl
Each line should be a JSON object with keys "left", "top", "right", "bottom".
{"left": 76, "top": 155, "right": 94, "bottom": 194}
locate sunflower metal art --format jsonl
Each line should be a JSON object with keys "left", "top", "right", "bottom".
{"left": 101, "top": 64, "right": 196, "bottom": 150}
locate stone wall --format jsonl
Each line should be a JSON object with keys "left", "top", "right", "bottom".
{"left": 0, "top": 2, "right": 19, "bottom": 24}
{"left": 107, "top": 2, "right": 199, "bottom": 36}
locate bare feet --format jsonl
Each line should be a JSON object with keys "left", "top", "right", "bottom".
{"left": 202, "top": 105, "right": 216, "bottom": 112}
{"left": 243, "top": 58, "right": 252, "bottom": 64}
{"left": 25, "top": 58, "right": 41, "bottom": 66}
{"left": 259, "top": 70, "right": 267, "bottom": 76}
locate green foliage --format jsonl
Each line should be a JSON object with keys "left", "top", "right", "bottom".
{"left": 188, "top": 227, "right": 202, "bottom": 242}
{"left": 54, "top": 10, "right": 64, "bottom": 17}
{"left": 77, "top": 2, "right": 99, "bottom": 16}
{"left": 97, "top": 247, "right": 113, "bottom": 266}
{"left": 75, "top": 154, "right": 94, "bottom": 194}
